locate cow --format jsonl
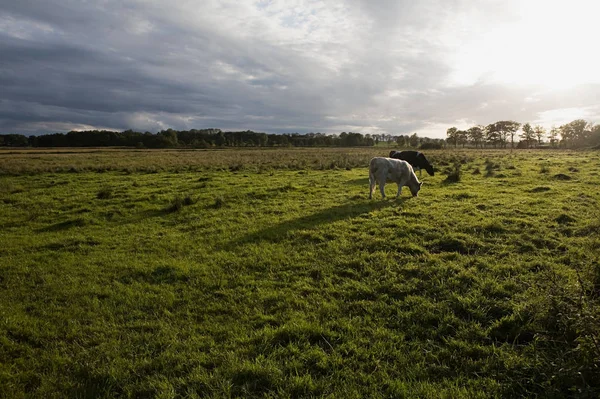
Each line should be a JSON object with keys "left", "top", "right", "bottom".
{"left": 389, "top": 150, "right": 434, "bottom": 176}
{"left": 369, "top": 157, "right": 423, "bottom": 199}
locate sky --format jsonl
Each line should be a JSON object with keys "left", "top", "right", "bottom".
{"left": 1, "top": 0, "right": 599, "bottom": 138}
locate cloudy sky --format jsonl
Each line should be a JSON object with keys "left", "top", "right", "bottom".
{"left": 1, "top": 0, "right": 599, "bottom": 138}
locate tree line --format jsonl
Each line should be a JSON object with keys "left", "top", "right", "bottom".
{"left": 2, "top": 119, "right": 598, "bottom": 149}
{"left": 446, "top": 119, "right": 600, "bottom": 148}
{"left": 0, "top": 129, "right": 377, "bottom": 148}
{"left": 0, "top": 129, "right": 447, "bottom": 149}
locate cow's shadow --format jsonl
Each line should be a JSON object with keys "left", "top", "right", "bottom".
{"left": 347, "top": 177, "right": 370, "bottom": 186}
{"left": 231, "top": 197, "right": 407, "bottom": 246}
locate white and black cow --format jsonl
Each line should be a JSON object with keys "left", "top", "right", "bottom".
{"left": 389, "top": 150, "right": 434, "bottom": 176}
{"left": 369, "top": 157, "right": 423, "bottom": 199}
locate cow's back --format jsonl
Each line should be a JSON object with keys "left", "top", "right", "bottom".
{"left": 369, "top": 157, "right": 390, "bottom": 174}
{"left": 370, "top": 157, "right": 411, "bottom": 182}
{"left": 390, "top": 150, "right": 434, "bottom": 176}
{"left": 390, "top": 150, "right": 419, "bottom": 163}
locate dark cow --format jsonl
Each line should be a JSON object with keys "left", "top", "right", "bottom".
{"left": 389, "top": 150, "right": 434, "bottom": 176}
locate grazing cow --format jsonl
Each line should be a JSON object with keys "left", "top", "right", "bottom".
{"left": 369, "top": 157, "right": 423, "bottom": 199}
{"left": 389, "top": 150, "right": 434, "bottom": 176}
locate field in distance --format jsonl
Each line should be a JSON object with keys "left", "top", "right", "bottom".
{"left": 1, "top": 148, "right": 599, "bottom": 398}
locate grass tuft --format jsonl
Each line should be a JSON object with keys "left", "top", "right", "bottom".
{"left": 166, "top": 195, "right": 195, "bottom": 212}
{"left": 555, "top": 214, "right": 576, "bottom": 224}
{"left": 96, "top": 187, "right": 113, "bottom": 199}
{"left": 553, "top": 173, "right": 572, "bottom": 180}
{"left": 485, "top": 160, "right": 499, "bottom": 177}
{"left": 444, "top": 163, "right": 462, "bottom": 183}
{"left": 529, "top": 186, "right": 551, "bottom": 193}
{"left": 212, "top": 196, "right": 225, "bottom": 209}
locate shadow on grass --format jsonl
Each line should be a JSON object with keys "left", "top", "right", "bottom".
{"left": 36, "top": 217, "right": 90, "bottom": 232}
{"left": 231, "top": 198, "right": 404, "bottom": 246}
{"left": 68, "top": 370, "right": 123, "bottom": 398}
{"left": 347, "top": 177, "right": 370, "bottom": 186}
{"left": 123, "top": 208, "right": 174, "bottom": 224}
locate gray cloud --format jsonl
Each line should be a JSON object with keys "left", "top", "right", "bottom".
{"left": 1, "top": 0, "right": 599, "bottom": 137}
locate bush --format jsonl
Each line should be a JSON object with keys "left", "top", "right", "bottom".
{"left": 444, "top": 163, "right": 462, "bottom": 183}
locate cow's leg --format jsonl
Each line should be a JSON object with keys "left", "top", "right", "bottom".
{"left": 369, "top": 171, "right": 376, "bottom": 199}
{"left": 396, "top": 184, "right": 402, "bottom": 197}
{"left": 378, "top": 172, "right": 387, "bottom": 199}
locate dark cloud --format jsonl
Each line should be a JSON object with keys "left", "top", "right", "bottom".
{"left": 1, "top": 0, "right": 598, "bottom": 137}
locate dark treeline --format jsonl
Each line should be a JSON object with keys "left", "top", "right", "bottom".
{"left": 0, "top": 129, "right": 448, "bottom": 149}
{"left": 0, "top": 129, "right": 382, "bottom": 148}
{"left": 11, "top": 120, "right": 599, "bottom": 149}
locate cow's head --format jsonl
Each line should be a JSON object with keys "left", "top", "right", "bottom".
{"left": 417, "top": 153, "right": 435, "bottom": 176}
{"left": 389, "top": 150, "right": 398, "bottom": 158}
{"left": 409, "top": 181, "right": 423, "bottom": 197}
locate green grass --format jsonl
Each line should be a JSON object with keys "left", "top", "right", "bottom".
{"left": 1, "top": 148, "right": 599, "bottom": 398}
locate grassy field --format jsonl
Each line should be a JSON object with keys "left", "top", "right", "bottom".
{"left": 1, "top": 148, "right": 599, "bottom": 398}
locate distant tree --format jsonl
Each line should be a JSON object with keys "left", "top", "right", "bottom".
{"left": 257, "top": 133, "right": 268, "bottom": 146}
{"left": 483, "top": 120, "right": 520, "bottom": 148}
{"left": 590, "top": 124, "right": 600, "bottom": 146}
{"left": 560, "top": 119, "right": 589, "bottom": 147}
{"left": 534, "top": 125, "right": 546, "bottom": 146}
{"left": 456, "top": 130, "right": 468, "bottom": 148}
{"left": 520, "top": 123, "right": 535, "bottom": 148}
{"left": 409, "top": 133, "right": 419, "bottom": 147}
{"left": 467, "top": 126, "right": 484, "bottom": 148}
{"left": 559, "top": 123, "right": 573, "bottom": 147}
{"left": 497, "top": 124, "right": 508, "bottom": 148}
{"left": 571, "top": 119, "right": 590, "bottom": 146}
{"left": 548, "top": 126, "right": 559, "bottom": 147}
{"left": 214, "top": 131, "right": 226, "bottom": 146}
{"left": 485, "top": 123, "right": 501, "bottom": 148}
{"left": 497, "top": 120, "right": 521, "bottom": 148}
{"left": 559, "top": 124, "right": 572, "bottom": 147}
{"left": 446, "top": 127, "right": 458, "bottom": 148}
{"left": 158, "top": 129, "right": 179, "bottom": 147}
{"left": 0, "top": 134, "right": 29, "bottom": 147}
{"left": 395, "top": 135, "right": 408, "bottom": 147}
{"left": 279, "top": 134, "right": 290, "bottom": 147}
